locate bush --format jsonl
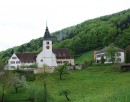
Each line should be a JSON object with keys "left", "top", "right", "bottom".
{"left": 83, "top": 60, "right": 94, "bottom": 68}
{"left": 25, "top": 73, "right": 36, "bottom": 81}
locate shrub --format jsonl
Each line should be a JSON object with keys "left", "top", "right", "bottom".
{"left": 25, "top": 73, "right": 36, "bottom": 81}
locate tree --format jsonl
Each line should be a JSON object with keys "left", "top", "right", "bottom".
{"left": 34, "top": 80, "right": 54, "bottom": 102}
{"left": 10, "top": 73, "right": 26, "bottom": 93}
{"left": 59, "top": 89, "right": 71, "bottom": 101}
{"left": 106, "top": 44, "right": 117, "bottom": 63}
{"left": 43, "top": 81, "right": 47, "bottom": 102}
{"left": 101, "top": 55, "right": 105, "bottom": 64}
{"left": 0, "top": 60, "right": 13, "bottom": 102}
{"left": 125, "top": 45, "right": 130, "bottom": 63}
{"left": 55, "top": 64, "right": 67, "bottom": 80}
{"left": 0, "top": 60, "right": 5, "bottom": 102}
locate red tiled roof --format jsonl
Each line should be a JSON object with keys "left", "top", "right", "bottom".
{"left": 16, "top": 53, "right": 37, "bottom": 62}
{"left": 52, "top": 48, "right": 72, "bottom": 58}
{"left": 15, "top": 48, "right": 73, "bottom": 61}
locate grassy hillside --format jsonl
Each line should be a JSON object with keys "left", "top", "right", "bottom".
{"left": 1, "top": 64, "right": 130, "bottom": 102}
{"left": 75, "top": 50, "right": 94, "bottom": 64}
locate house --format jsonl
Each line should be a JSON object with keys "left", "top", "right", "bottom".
{"left": 94, "top": 46, "right": 124, "bottom": 63}
{"left": 8, "top": 25, "right": 74, "bottom": 71}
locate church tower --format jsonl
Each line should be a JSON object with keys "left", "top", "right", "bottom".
{"left": 36, "top": 24, "right": 57, "bottom": 69}
{"left": 43, "top": 25, "right": 52, "bottom": 57}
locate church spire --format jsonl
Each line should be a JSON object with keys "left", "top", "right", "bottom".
{"left": 43, "top": 22, "right": 51, "bottom": 40}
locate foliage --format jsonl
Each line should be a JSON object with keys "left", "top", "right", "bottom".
{"left": 125, "top": 45, "right": 130, "bottom": 63}
{"left": 34, "top": 88, "right": 54, "bottom": 102}
{"left": 59, "top": 89, "right": 71, "bottom": 101}
{"left": 25, "top": 73, "right": 36, "bottom": 81}
{"left": 20, "top": 64, "right": 38, "bottom": 69}
{"left": 83, "top": 60, "right": 93, "bottom": 68}
{"left": 101, "top": 55, "right": 105, "bottom": 64}
{"left": 0, "top": 60, "right": 4, "bottom": 71}
{"left": 0, "top": 71, "right": 13, "bottom": 102}
{"left": 106, "top": 44, "right": 118, "bottom": 63}
{"left": 55, "top": 64, "right": 67, "bottom": 80}
{"left": 34, "top": 84, "right": 48, "bottom": 102}
{"left": 10, "top": 73, "right": 26, "bottom": 93}
{"left": 0, "top": 60, "right": 11, "bottom": 102}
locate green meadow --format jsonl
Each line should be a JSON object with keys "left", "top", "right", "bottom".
{"left": 1, "top": 64, "right": 130, "bottom": 102}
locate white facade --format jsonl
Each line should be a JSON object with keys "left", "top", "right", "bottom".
{"left": 36, "top": 40, "right": 57, "bottom": 68}
{"left": 96, "top": 52, "right": 125, "bottom": 63}
{"left": 8, "top": 53, "right": 21, "bottom": 70}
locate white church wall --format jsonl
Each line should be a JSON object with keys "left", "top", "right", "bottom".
{"left": 36, "top": 51, "right": 57, "bottom": 68}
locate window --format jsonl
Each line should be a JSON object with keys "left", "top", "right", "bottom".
{"left": 63, "top": 61, "right": 68, "bottom": 63}
{"left": 16, "top": 61, "right": 20, "bottom": 64}
{"left": 11, "top": 66, "right": 15, "bottom": 68}
{"left": 97, "top": 54, "right": 101, "bottom": 58}
{"left": 117, "top": 53, "right": 121, "bottom": 56}
{"left": 41, "top": 59, "right": 43, "bottom": 62}
{"left": 12, "top": 57, "right": 17, "bottom": 59}
{"left": 117, "top": 58, "right": 121, "bottom": 62}
{"left": 46, "top": 42, "right": 49, "bottom": 44}
{"left": 57, "top": 61, "right": 62, "bottom": 64}
{"left": 10, "top": 61, "right": 15, "bottom": 64}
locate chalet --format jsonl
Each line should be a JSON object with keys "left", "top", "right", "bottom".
{"left": 8, "top": 25, "right": 74, "bottom": 72}
{"left": 94, "top": 46, "right": 124, "bottom": 63}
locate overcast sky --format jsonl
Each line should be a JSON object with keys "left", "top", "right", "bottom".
{"left": 0, "top": 0, "right": 130, "bottom": 51}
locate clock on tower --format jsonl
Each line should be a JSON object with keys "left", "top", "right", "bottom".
{"left": 46, "top": 46, "right": 50, "bottom": 49}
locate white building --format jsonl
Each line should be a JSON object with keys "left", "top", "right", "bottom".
{"left": 8, "top": 26, "right": 74, "bottom": 71}
{"left": 94, "top": 46, "right": 124, "bottom": 64}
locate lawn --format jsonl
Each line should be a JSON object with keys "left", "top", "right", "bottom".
{"left": 1, "top": 64, "right": 130, "bottom": 102}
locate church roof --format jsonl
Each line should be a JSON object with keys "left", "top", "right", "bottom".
{"left": 43, "top": 26, "right": 52, "bottom": 40}
{"left": 16, "top": 53, "right": 37, "bottom": 62}
{"left": 15, "top": 48, "right": 73, "bottom": 62}
{"left": 52, "top": 48, "right": 73, "bottom": 58}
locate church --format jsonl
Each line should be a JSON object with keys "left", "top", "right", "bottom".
{"left": 8, "top": 26, "right": 74, "bottom": 72}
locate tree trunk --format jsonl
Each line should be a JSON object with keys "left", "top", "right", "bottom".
{"left": 15, "top": 87, "right": 18, "bottom": 94}
{"left": 65, "top": 94, "right": 70, "bottom": 101}
{"left": 60, "top": 73, "right": 62, "bottom": 80}
{"left": 1, "top": 84, "right": 5, "bottom": 102}
{"left": 44, "top": 81, "right": 47, "bottom": 102}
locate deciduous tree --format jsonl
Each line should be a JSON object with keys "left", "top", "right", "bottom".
{"left": 10, "top": 73, "right": 26, "bottom": 93}
{"left": 106, "top": 44, "right": 117, "bottom": 63}
{"left": 55, "top": 64, "right": 67, "bottom": 80}
{"left": 59, "top": 89, "right": 71, "bottom": 101}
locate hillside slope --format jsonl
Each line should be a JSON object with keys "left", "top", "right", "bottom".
{"left": 0, "top": 9, "right": 130, "bottom": 63}
{"left": 3, "top": 64, "right": 130, "bottom": 102}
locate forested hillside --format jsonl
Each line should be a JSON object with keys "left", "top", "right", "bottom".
{"left": 0, "top": 9, "right": 130, "bottom": 63}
